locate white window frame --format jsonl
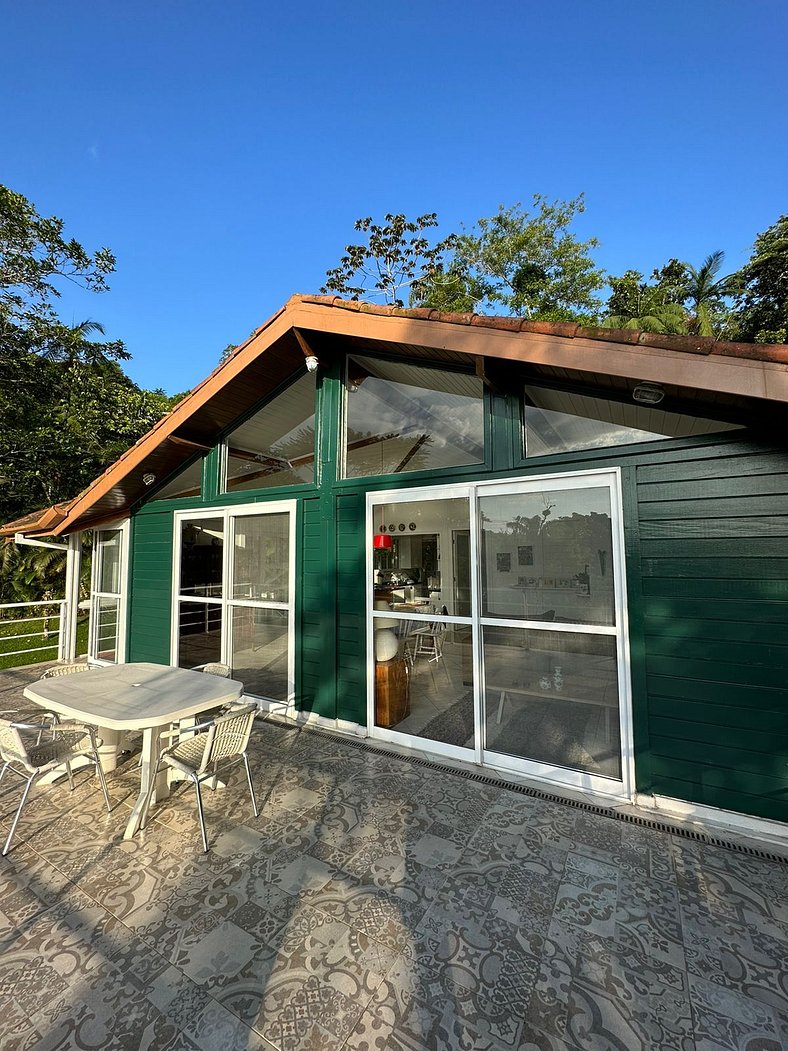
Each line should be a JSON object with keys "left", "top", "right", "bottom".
{"left": 365, "top": 467, "right": 634, "bottom": 802}
{"left": 171, "top": 501, "right": 297, "bottom": 712}
{"left": 88, "top": 519, "right": 130, "bottom": 665}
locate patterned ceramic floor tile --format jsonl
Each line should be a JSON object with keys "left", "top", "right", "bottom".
{"left": 615, "top": 872, "right": 687, "bottom": 968}
{"left": 345, "top": 952, "right": 529, "bottom": 1051}
{"left": 1, "top": 694, "right": 787, "bottom": 1051}
{"left": 552, "top": 853, "right": 619, "bottom": 937}
{"left": 689, "top": 973, "right": 787, "bottom": 1051}
{"left": 683, "top": 908, "right": 788, "bottom": 1013}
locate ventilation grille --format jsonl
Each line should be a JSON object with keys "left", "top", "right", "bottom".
{"left": 282, "top": 721, "right": 788, "bottom": 866}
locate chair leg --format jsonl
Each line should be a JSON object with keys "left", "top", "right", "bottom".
{"left": 3, "top": 773, "right": 36, "bottom": 856}
{"left": 0, "top": 760, "right": 7, "bottom": 784}
{"left": 64, "top": 760, "right": 75, "bottom": 791}
{"left": 193, "top": 777, "right": 209, "bottom": 853}
{"left": 242, "top": 753, "right": 258, "bottom": 818}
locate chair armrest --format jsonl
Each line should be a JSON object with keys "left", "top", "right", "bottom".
{"left": 8, "top": 719, "right": 57, "bottom": 732}
{"left": 175, "top": 719, "right": 216, "bottom": 736}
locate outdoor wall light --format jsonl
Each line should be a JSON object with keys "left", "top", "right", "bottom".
{"left": 304, "top": 355, "right": 319, "bottom": 373}
{"left": 142, "top": 472, "right": 156, "bottom": 486}
{"left": 632, "top": 382, "right": 665, "bottom": 406}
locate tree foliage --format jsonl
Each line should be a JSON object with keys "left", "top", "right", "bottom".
{"left": 733, "top": 214, "right": 788, "bottom": 344}
{"left": 320, "top": 213, "right": 457, "bottom": 307}
{"left": 605, "top": 260, "right": 690, "bottom": 333}
{"left": 0, "top": 185, "right": 172, "bottom": 531}
{"left": 684, "top": 251, "right": 734, "bottom": 337}
{"left": 418, "top": 195, "right": 606, "bottom": 321}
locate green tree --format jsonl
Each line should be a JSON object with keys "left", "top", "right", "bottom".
{"left": 0, "top": 185, "right": 171, "bottom": 529}
{"left": 605, "top": 259, "right": 689, "bottom": 333}
{"left": 321, "top": 213, "right": 457, "bottom": 307}
{"left": 684, "top": 250, "right": 734, "bottom": 337}
{"left": 732, "top": 215, "right": 788, "bottom": 344}
{"left": 0, "top": 184, "right": 116, "bottom": 350}
{"left": 419, "top": 195, "right": 605, "bottom": 321}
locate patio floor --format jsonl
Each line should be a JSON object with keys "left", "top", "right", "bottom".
{"left": 1, "top": 669, "right": 788, "bottom": 1050}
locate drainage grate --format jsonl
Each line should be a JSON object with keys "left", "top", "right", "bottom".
{"left": 285, "top": 720, "right": 788, "bottom": 866}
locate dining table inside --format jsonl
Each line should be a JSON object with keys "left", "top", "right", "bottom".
{"left": 23, "top": 662, "right": 244, "bottom": 839}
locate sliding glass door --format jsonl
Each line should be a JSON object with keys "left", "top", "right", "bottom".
{"left": 173, "top": 502, "right": 295, "bottom": 707}
{"left": 367, "top": 470, "right": 632, "bottom": 799}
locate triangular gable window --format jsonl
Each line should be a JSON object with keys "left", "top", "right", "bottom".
{"left": 223, "top": 372, "right": 316, "bottom": 492}
{"left": 149, "top": 456, "right": 203, "bottom": 501}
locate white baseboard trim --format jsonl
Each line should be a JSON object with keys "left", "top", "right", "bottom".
{"left": 632, "top": 792, "right": 787, "bottom": 854}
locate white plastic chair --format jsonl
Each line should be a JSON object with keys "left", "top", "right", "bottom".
{"left": 0, "top": 715, "right": 111, "bottom": 855}
{"left": 140, "top": 702, "right": 259, "bottom": 852}
{"left": 192, "top": 662, "right": 232, "bottom": 678}
{"left": 40, "top": 662, "right": 93, "bottom": 679}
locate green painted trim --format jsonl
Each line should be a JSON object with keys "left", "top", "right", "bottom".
{"left": 488, "top": 390, "right": 517, "bottom": 473}
{"left": 621, "top": 463, "right": 652, "bottom": 794}
{"left": 202, "top": 446, "right": 220, "bottom": 502}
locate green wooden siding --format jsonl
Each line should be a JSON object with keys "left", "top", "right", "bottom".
{"left": 122, "top": 361, "right": 788, "bottom": 825}
{"left": 635, "top": 446, "right": 788, "bottom": 822}
{"left": 299, "top": 496, "right": 331, "bottom": 715}
{"left": 335, "top": 491, "right": 366, "bottom": 724}
{"left": 127, "top": 510, "right": 173, "bottom": 664}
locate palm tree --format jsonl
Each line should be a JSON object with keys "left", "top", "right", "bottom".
{"left": 606, "top": 302, "right": 687, "bottom": 334}
{"left": 685, "top": 251, "right": 733, "bottom": 337}
{"left": 40, "top": 319, "right": 106, "bottom": 366}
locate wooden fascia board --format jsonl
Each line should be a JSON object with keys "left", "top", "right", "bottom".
{"left": 288, "top": 301, "right": 785, "bottom": 404}
{"left": 51, "top": 306, "right": 299, "bottom": 535}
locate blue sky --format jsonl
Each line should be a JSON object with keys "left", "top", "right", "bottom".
{"left": 3, "top": 1, "right": 786, "bottom": 394}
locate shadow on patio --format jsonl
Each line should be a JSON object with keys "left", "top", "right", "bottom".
{"left": 1, "top": 664, "right": 788, "bottom": 1051}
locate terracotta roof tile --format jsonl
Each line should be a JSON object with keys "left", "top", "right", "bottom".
{"left": 290, "top": 294, "right": 788, "bottom": 366}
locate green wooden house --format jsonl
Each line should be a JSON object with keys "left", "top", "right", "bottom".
{"left": 5, "top": 295, "right": 787, "bottom": 842}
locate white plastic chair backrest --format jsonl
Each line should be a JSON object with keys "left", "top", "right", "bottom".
{"left": 195, "top": 703, "right": 257, "bottom": 774}
{"left": 0, "top": 719, "right": 32, "bottom": 768}
{"left": 201, "top": 663, "right": 231, "bottom": 678}
{"left": 40, "top": 663, "right": 92, "bottom": 679}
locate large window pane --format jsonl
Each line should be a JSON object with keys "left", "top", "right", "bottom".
{"left": 225, "top": 373, "right": 315, "bottom": 492}
{"left": 524, "top": 386, "right": 742, "bottom": 457}
{"left": 479, "top": 487, "right": 614, "bottom": 626}
{"left": 97, "top": 529, "right": 121, "bottom": 594}
{"left": 178, "top": 602, "right": 222, "bottom": 668}
{"left": 233, "top": 513, "right": 289, "bottom": 603}
{"left": 231, "top": 608, "right": 289, "bottom": 701}
{"left": 371, "top": 497, "right": 469, "bottom": 615}
{"left": 180, "top": 519, "right": 223, "bottom": 598}
{"left": 345, "top": 356, "right": 483, "bottom": 478}
{"left": 483, "top": 627, "right": 620, "bottom": 779}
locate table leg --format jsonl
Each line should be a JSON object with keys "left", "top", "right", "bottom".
{"left": 96, "top": 727, "right": 121, "bottom": 773}
{"left": 124, "top": 724, "right": 169, "bottom": 840}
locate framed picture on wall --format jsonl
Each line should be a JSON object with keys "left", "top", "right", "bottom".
{"left": 496, "top": 552, "right": 511, "bottom": 573}
{"left": 518, "top": 545, "right": 534, "bottom": 566}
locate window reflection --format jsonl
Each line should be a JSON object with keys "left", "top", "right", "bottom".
{"left": 150, "top": 457, "right": 203, "bottom": 501}
{"left": 524, "top": 386, "right": 741, "bottom": 457}
{"left": 479, "top": 487, "right": 614, "bottom": 626}
{"left": 179, "top": 519, "right": 223, "bottom": 598}
{"left": 225, "top": 373, "right": 315, "bottom": 492}
{"left": 345, "top": 356, "right": 483, "bottom": 478}
{"left": 483, "top": 627, "right": 621, "bottom": 779}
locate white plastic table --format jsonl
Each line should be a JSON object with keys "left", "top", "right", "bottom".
{"left": 24, "top": 663, "right": 243, "bottom": 839}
